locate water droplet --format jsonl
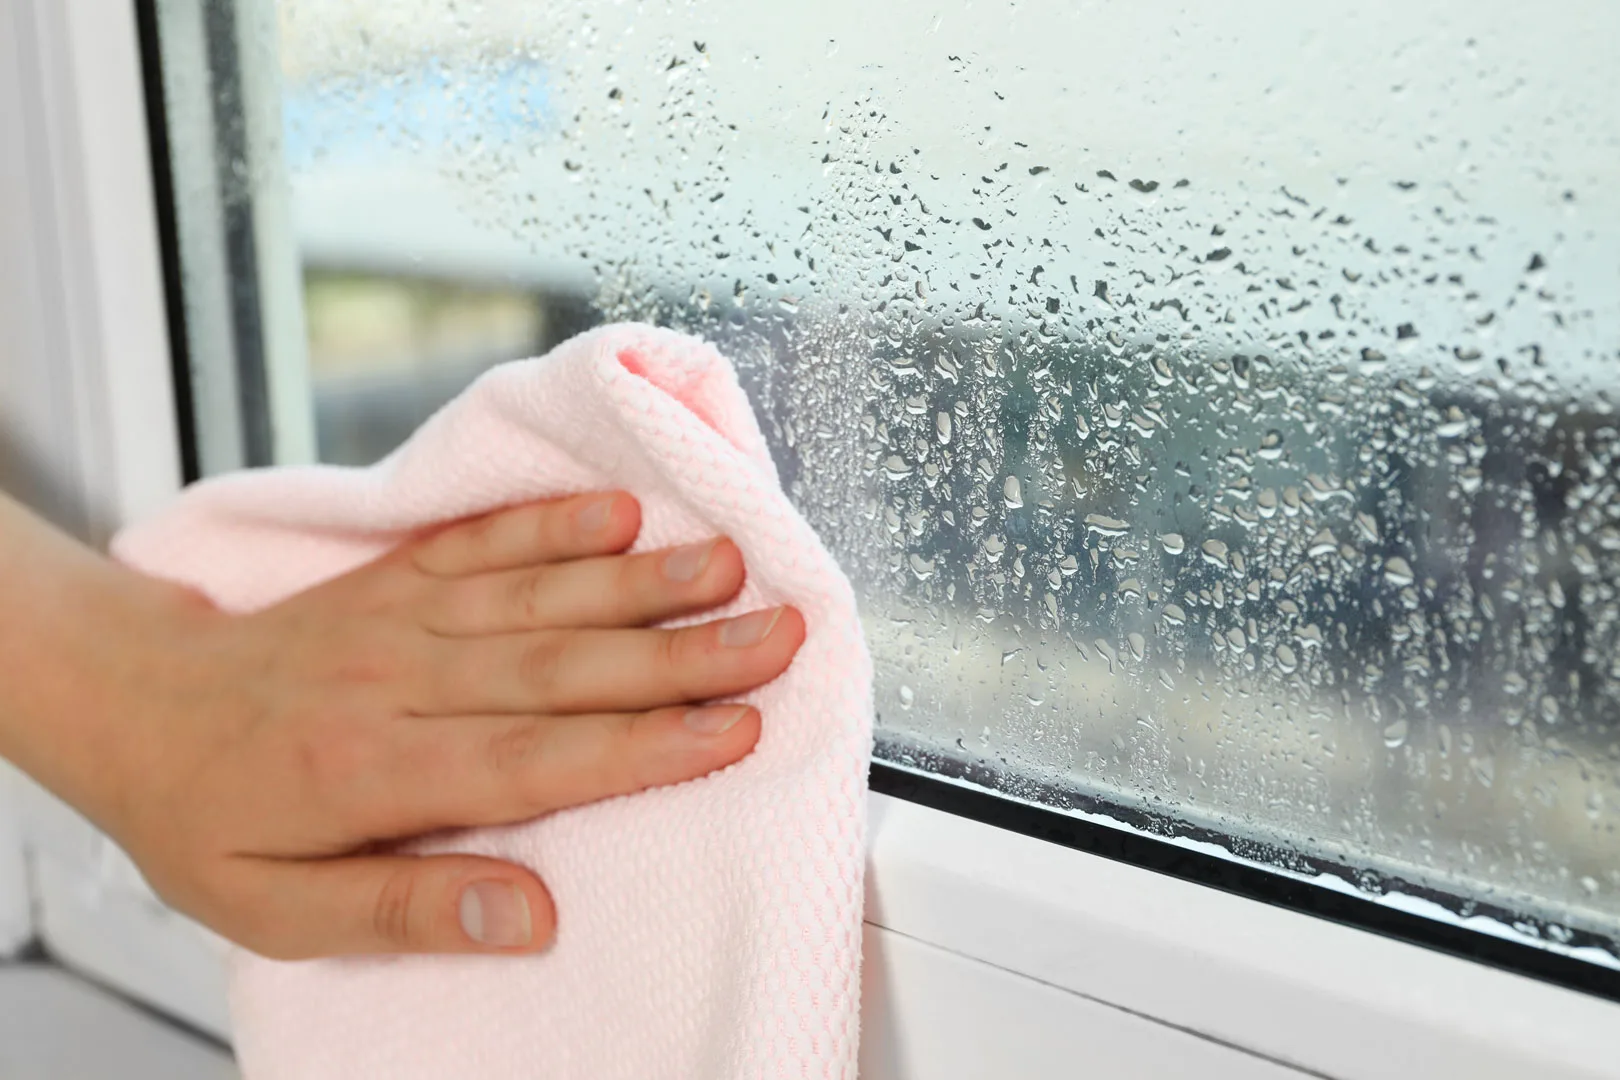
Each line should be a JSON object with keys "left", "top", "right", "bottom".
{"left": 1274, "top": 643, "right": 1298, "bottom": 673}
{"left": 1384, "top": 556, "right": 1415, "bottom": 587}
{"left": 1159, "top": 532, "right": 1186, "bottom": 555}
{"left": 898, "top": 684, "right": 915, "bottom": 709}
{"left": 1201, "top": 538, "right": 1229, "bottom": 566}
{"left": 936, "top": 411, "right": 953, "bottom": 444}
{"left": 1435, "top": 409, "right": 1470, "bottom": 438}
{"left": 1571, "top": 545, "right": 1598, "bottom": 576}
{"left": 1383, "top": 719, "right": 1409, "bottom": 748}
{"left": 1084, "top": 513, "right": 1130, "bottom": 536}
{"left": 1003, "top": 475, "right": 1024, "bottom": 509}
{"left": 1307, "top": 530, "right": 1338, "bottom": 559}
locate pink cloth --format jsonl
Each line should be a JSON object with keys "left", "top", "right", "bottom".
{"left": 112, "top": 325, "right": 873, "bottom": 1079}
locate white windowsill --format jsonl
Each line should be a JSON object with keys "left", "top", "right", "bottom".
{"left": 864, "top": 787, "right": 1620, "bottom": 1080}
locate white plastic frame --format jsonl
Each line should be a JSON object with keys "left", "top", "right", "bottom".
{"left": 4, "top": 2, "right": 1620, "bottom": 1077}
{"left": 0, "top": 0, "right": 228, "bottom": 1032}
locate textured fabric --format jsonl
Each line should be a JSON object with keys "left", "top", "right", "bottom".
{"left": 111, "top": 325, "right": 873, "bottom": 1079}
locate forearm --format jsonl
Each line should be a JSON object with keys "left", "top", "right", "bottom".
{"left": 0, "top": 490, "right": 182, "bottom": 820}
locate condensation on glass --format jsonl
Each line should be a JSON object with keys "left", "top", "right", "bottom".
{"left": 164, "top": 0, "right": 1620, "bottom": 961}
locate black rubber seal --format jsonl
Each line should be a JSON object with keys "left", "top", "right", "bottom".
{"left": 132, "top": 0, "right": 201, "bottom": 485}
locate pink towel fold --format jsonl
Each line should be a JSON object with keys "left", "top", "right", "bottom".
{"left": 111, "top": 325, "right": 873, "bottom": 1079}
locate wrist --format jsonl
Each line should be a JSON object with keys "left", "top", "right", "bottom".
{"left": 0, "top": 540, "right": 210, "bottom": 833}
{"left": 62, "top": 572, "right": 219, "bottom": 838}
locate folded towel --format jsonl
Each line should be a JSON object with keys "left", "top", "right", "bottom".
{"left": 111, "top": 325, "right": 873, "bottom": 1079}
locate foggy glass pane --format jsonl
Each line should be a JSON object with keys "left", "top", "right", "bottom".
{"left": 158, "top": 0, "right": 1620, "bottom": 964}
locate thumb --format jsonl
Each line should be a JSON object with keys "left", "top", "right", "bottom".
{"left": 232, "top": 855, "right": 557, "bottom": 960}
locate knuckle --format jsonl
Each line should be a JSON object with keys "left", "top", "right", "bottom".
{"left": 486, "top": 720, "right": 546, "bottom": 777}
{"left": 372, "top": 866, "right": 421, "bottom": 950}
{"left": 618, "top": 554, "right": 652, "bottom": 605}
{"left": 662, "top": 628, "right": 709, "bottom": 697}
{"left": 659, "top": 627, "right": 686, "bottom": 672}
{"left": 569, "top": 713, "right": 648, "bottom": 800}
{"left": 505, "top": 568, "right": 550, "bottom": 626}
{"left": 617, "top": 712, "right": 665, "bottom": 791}
{"left": 517, "top": 634, "right": 568, "bottom": 695}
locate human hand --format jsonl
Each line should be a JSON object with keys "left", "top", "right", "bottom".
{"left": 48, "top": 492, "right": 802, "bottom": 960}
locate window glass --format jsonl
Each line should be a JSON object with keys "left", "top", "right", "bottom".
{"left": 150, "top": 0, "right": 1620, "bottom": 964}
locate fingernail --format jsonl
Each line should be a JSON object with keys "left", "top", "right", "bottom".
{"left": 684, "top": 704, "right": 750, "bottom": 735}
{"left": 459, "top": 881, "right": 532, "bottom": 948}
{"left": 662, "top": 540, "right": 717, "bottom": 583}
{"left": 719, "top": 606, "right": 784, "bottom": 648}
{"left": 577, "top": 496, "right": 615, "bottom": 533}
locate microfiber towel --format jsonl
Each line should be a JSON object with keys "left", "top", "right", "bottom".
{"left": 110, "top": 324, "right": 873, "bottom": 1079}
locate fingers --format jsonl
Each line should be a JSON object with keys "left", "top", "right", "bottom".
{"left": 409, "top": 493, "right": 640, "bottom": 578}
{"left": 417, "top": 606, "right": 806, "bottom": 716}
{"left": 362, "top": 706, "right": 762, "bottom": 836}
{"left": 227, "top": 854, "right": 556, "bottom": 959}
{"left": 421, "top": 538, "right": 747, "bottom": 635}
{"left": 226, "top": 702, "right": 762, "bottom": 959}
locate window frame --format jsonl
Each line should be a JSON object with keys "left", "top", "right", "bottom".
{"left": 865, "top": 787, "right": 1620, "bottom": 1079}
{"left": 4, "top": 1, "right": 1620, "bottom": 1075}
{"left": 0, "top": 765, "right": 27, "bottom": 958}
{"left": 0, "top": 0, "right": 223, "bottom": 1027}
{"left": 0, "top": 0, "right": 41, "bottom": 960}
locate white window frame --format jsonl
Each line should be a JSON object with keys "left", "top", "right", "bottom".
{"left": 0, "top": 765, "right": 27, "bottom": 958}
{"left": 3, "top": 2, "right": 1620, "bottom": 1076}
{"left": 0, "top": 0, "right": 228, "bottom": 1032}
{"left": 0, "top": 0, "right": 41, "bottom": 961}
